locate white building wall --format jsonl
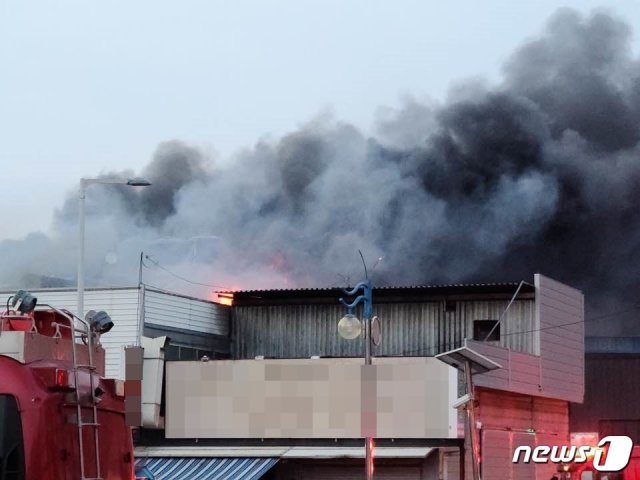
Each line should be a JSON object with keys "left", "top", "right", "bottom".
{"left": 2, "top": 286, "right": 230, "bottom": 379}
{"left": 143, "top": 287, "right": 229, "bottom": 337}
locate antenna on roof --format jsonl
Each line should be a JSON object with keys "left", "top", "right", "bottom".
{"left": 358, "top": 249, "right": 369, "bottom": 280}
{"left": 371, "top": 256, "right": 384, "bottom": 273}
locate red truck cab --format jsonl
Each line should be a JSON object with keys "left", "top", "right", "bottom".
{"left": 0, "top": 297, "right": 135, "bottom": 480}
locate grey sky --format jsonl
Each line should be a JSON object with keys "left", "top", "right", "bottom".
{"left": 2, "top": 0, "right": 639, "bottom": 239}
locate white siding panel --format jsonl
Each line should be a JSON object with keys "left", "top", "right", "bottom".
{"left": 143, "top": 288, "right": 229, "bottom": 336}
{"left": 8, "top": 287, "right": 140, "bottom": 379}
{"left": 509, "top": 352, "right": 540, "bottom": 386}
{"left": 538, "top": 297, "right": 582, "bottom": 318}
{"left": 541, "top": 358, "right": 583, "bottom": 375}
{"left": 510, "top": 351, "right": 539, "bottom": 370}
{"left": 539, "top": 333, "right": 583, "bottom": 355}
{"left": 535, "top": 274, "right": 584, "bottom": 403}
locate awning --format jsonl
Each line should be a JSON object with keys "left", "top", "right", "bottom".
{"left": 135, "top": 445, "right": 434, "bottom": 459}
{"left": 134, "top": 457, "right": 278, "bottom": 480}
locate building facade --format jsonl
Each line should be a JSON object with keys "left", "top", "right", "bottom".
{"left": 5, "top": 274, "right": 585, "bottom": 479}
{"left": 152, "top": 273, "right": 584, "bottom": 480}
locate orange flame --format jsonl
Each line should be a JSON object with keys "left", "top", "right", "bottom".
{"left": 217, "top": 292, "right": 234, "bottom": 306}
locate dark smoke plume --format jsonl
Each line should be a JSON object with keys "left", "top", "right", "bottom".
{"left": 1, "top": 9, "right": 639, "bottom": 335}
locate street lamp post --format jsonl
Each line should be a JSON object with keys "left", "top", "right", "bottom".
{"left": 339, "top": 279, "right": 375, "bottom": 480}
{"left": 77, "top": 177, "right": 151, "bottom": 317}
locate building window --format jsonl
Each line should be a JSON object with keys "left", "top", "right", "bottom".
{"left": 444, "top": 300, "right": 457, "bottom": 313}
{"left": 164, "top": 345, "right": 180, "bottom": 361}
{"left": 473, "top": 320, "right": 500, "bottom": 342}
{"left": 164, "top": 344, "right": 218, "bottom": 361}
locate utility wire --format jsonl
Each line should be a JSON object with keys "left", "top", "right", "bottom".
{"left": 142, "top": 252, "right": 638, "bottom": 354}
{"left": 142, "top": 254, "right": 232, "bottom": 290}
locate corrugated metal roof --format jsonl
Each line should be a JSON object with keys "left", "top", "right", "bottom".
{"left": 225, "top": 282, "right": 535, "bottom": 309}
{"left": 220, "top": 281, "right": 532, "bottom": 295}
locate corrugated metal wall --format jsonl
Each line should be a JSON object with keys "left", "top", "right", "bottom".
{"left": 232, "top": 299, "right": 535, "bottom": 359}
{"left": 570, "top": 355, "right": 640, "bottom": 443}
{"left": 143, "top": 288, "right": 229, "bottom": 337}
{"left": 12, "top": 287, "right": 140, "bottom": 378}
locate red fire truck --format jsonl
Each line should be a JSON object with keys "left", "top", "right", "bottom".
{"left": 0, "top": 290, "right": 135, "bottom": 480}
{"left": 556, "top": 445, "right": 640, "bottom": 480}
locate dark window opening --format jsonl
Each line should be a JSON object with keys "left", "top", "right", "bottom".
{"left": 444, "top": 300, "right": 456, "bottom": 313}
{"left": 0, "top": 395, "right": 25, "bottom": 480}
{"left": 473, "top": 320, "right": 500, "bottom": 342}
{"left": 164, "top": 344, "right": 180, "bottom": 361}
{"left": 165, "top": 344, "right": 219, "bottom": 362}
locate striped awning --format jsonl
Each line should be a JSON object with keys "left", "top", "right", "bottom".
{"left": 135, "top": 457, "right": 278, "bottom": 480}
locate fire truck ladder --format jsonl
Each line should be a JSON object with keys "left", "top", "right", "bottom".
{"left": 70, "top": 320, "right": 102, "bottom": 480}
{"left": 46, "top": 306, "right": 103, "bottom": 480}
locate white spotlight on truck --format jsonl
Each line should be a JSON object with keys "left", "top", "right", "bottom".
{"left": 85, "top": 310, "right": 114, "bottom": 334}
{"left": 10, "top": 290, "right": 38, "bottom": 314}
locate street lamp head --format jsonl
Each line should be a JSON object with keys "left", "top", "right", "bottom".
{"left": 337, "top": 313, "right": 362, "bottom": 340}
{"left": 126, "top": 177, "right": 152, "bottom": 187}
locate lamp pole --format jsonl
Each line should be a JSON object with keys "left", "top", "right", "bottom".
{"left": 77, "top": 177, "right": 151, "bottom": 317}
{"left": 339, "top": 280, "right": 375, "bottom": 480}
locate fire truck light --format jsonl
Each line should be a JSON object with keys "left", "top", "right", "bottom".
{"left": 55, "top": 369, "right": 70, "bottom": 389}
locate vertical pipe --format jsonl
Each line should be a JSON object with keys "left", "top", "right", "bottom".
{"left": 364, "top": 284, "right": 373, "bottom": 480}
{"left": 137, "top": 283, "right": 146, "bottom": 348}
{"left": 365, "top": 314, "right": 373, "bottom": 480}
{"left": 70, "top": 315, "right": 85, "bottom": 480}
{"left": 86, "top": 328, "right": 101, "bottom": 479}
{"left": 77, "top": 180, "right": 86, "bottom": 319}
{"left": 465, "top": 360, "right": 481, "bottom": 480}
{"left": 138, "top": 251, "right": 144, "bottom": 286}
